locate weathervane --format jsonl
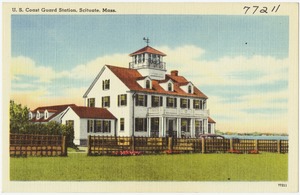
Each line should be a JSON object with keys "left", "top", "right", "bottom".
{"left": 143, "top": 37, "right": 150, "bottom": 46}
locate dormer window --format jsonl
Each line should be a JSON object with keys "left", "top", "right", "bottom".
{"left": 146, "top": 80, "right": 151, "bottom": 89}
{"left": 188, "top": 86, "right": 192, "bottom": 93}
{"left": 36, "top": 111, "right": 40, "bottom": 119}
{"left": 168, "top": 83, "right": 172, "bottom": 91}
{"left": 45, "top": 111, "right": 48, "bottom": 119}
{"left": 29, "top": 112, "right": 33, "bottom": 120}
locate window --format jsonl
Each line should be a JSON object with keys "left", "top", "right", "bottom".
{"left": 29, "top": 113, "right": 33, "bottom": 120}
{"left": 103, "top": 121, "right": 111, "bottom": 133}
{"left": 181, "top": 118, "right": 190, "bottom": 133}
{"left": 44, "top": 111, "right": 48, "bottom": 119}
{"left": 88, "top": 98, "right": 95, "bottom": 107}
{"left": 135, "top": 94, "right": 147, "bottom": 106}
{"left": 203, "top": 100, "right": 206, "bottom": 109}
{"left": 168, "top": 83, "right": 172, "bottom": 91}
{"left": 180, "top": 98, "right": 190, "bottom": 109}
{"left": 135, "top": 118, "right": 147, "bottom": 132}
{"left": 120, "top": 118, "right": 125, "bottom": 131}
{"left": 193, "top": 99, "right": 202, "bottom": 109}
{"left": 102, "top": 96, "right": 110, "bottom": 107}
{"left": 208, "top": 124, "right": 211, "bottom": 134}
{"left": 146, "top": 80, "right": 151, "bottom": 89}
{"left": 195, "top": 120, "right": 203, "bottom": 135}
{"left": 87, "top": 120, "right": 94, "bottom": 133}
{"left": 36, "top": 112, "right": 40, "bottom": 119}
{"left": 151, "top": 118, "right": 159, "bottom": 134}
{"left": 94, "top": 120, "right": 102, "bottom": 133}
{"left": 151, "top": 96, "right": 163, "bottom": 107}
{"left": 166, "top": 97, "right": 177, "bottom": 108}
{"left": 188, "top": 85, "right": 192, "bottom": 93}
{"left": 102, "top": 79, "right": 110, "bottom": 90}
{"left": 87, "top": 120, "right": 111, "bottom": 133}
{"left": 66, "top": 120, "right": 74, "bottom": 128}
{"left": 118, "top": 94, "right": 127, "bottom": 106}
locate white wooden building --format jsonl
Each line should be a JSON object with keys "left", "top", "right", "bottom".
{"left": 83, "top": 45, "right": 216, "bottom": 139}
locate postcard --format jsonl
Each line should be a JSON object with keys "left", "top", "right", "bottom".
{"left": 2, "top": 1, "right": 298, "bottom": 193}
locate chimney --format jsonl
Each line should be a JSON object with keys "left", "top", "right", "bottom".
{"left": 171, "top": 70, "right": 178, "bottom": 76}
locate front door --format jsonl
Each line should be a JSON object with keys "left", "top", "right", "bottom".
{"left": 167, "top": 119, "right": 177, "bottom": 137}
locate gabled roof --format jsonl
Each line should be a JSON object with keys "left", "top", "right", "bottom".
{"left": 70, "top": 106, "right": 116, "bottom": 119}
{"left": 30, "top": 104, "right": 76, "bottom": 122}
{"left": 106, "top": 65, "right": 208, "bottom": 99}
{"left": 208, "top": 117, "right": 216, "bottom": 123}
{"left": 129, "top": 46, "right": 166, "bottom": 57}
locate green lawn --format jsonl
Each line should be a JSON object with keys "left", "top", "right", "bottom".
{"left": 10, "top": 152, "right": 288, "bottom": 181}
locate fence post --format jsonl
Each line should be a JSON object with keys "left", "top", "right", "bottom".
{"left": 61, "top": 136, "right": 67, "bottom": 156}
{"left": 201, "top": 137, "right": 205, "bottom": 154}
{"left": 254, "top": 140, "right": 258, "bottom": 151}
{"left": 277, "top": 140, "right": 281, "bottom": 153}
{"left": 230, "top": 139, "right": 233, "bottom": 151}
{"left": 131, "top": 136, "right": 135, "bottom": 151}
{"left": 168, "top": 137, "right": 173, "bottom": 151}
{"left": 87, "top": 135, "right": 91, "bottom": 155}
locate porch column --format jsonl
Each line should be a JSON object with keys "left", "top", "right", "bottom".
{"left": 191, "top": 118, "right": 195, "bottom": 138}
{"left": 177, "top": 118, "right": 181, "bottom": 138}
{"left": 147, "top": 117, "right": 151, "bottom": 137}
{"left": 161, "top": 117, "right": 165, "bottom": 137}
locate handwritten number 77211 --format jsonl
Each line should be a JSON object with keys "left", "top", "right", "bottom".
{"left": 243, "top": 5, "right": 280, "bottom": 14}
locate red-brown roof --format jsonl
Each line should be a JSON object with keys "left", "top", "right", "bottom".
{"left": 129, "top": 46, "right": 166, "bottom": 57}
{"left": 107, "top": 65, "right": 207, "bottom": 99}
{"left": 30, "top": 104, "right": 76, "bottom": 122}
{"left": 208, "top": 117, "right": 216, "bottom": 123}
{"left": 71, "top": 106, "right": 116, "bottom": 119}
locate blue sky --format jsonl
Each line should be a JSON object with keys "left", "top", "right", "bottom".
{"left": 11, "top": 15, "right": 289, "bottom": 133}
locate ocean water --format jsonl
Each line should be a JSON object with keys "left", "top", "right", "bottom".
{"left": 222, "top": 135, "right": 288, "bottom": 140}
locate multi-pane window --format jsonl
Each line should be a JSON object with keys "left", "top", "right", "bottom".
{"left": 166, "top": 97, "right": 177, "bottom": 108}
{"left": 66, "top": 120, "right": 74, "bottom": 128}
{"left": 102, "top": 96, "right": 110, "bottom": 107}
{"left": 168, "top": 83, "right": 172, "bottom": 91}
{"left": 188, "top": 85, "right": 192, "bottom": 93}
{"left": 180, "top": 98, "right": 190, "bottom": 109}
{"left": 151, "top": 96, "right": 163, "bottom": 107}
{"left": 87, "top": 120, "right": 94, "bottom": 133}
{"left": 94, "top": 120, "right": 103, "bottom": 133}
{"left": 88, "top": 98, "right": 95, "bottom": 107}
{"left": 120, "top": 118, "right": 124, "bottom": 131}
{"left": 193, "top": 99, "right": 202, "bottom": 109}
{"left": 181, "top": 118, "right": 190, "bottom": 133}
{"left": 135, "top": 118, "right": 147, "bottom": 132}
{"left": 102, "top": 79, "right": 110, "bottom": 90}
{"left": 118, "top": 94, "right": 127, "bottom": 106}
{"left": 151, "top": 118, "right": 159, "bottom": 135}
{"left": 146, "top": 80, "right": 151, "bottom": 89}
{"left": 87, "top": 120, "right": 111, "bottom": 133}
{"left": 135, "top": 94, "right": 147, "bottom": 106}
{"left": 195, "top": 120, "right": 202, "bottom": 135}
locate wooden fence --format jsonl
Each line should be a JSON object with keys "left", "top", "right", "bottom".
{"left": 10, "top": 134, "right": 67, "bottom": 157}
{"left": 87, "top": 136, "right": 288, "bottom": 156}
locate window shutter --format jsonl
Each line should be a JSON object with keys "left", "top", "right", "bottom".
{"left": 102, "top": 97, "right": 104, "bottom": 107}
{"left": 108, "top": 79, "right": 110, "bottom": 89}
{"left": 174, "top": 98, "right": 177, "bottom": 108}
{"left": 145, "top": 95, "right": 147, "bottom": 107}
{"left": 102, "top": 80, "right": 104, "bottom": 90}
{"left": 108, "top": 97, "right": 110, "bottom": 107}
{"left": 144, "top": 118, "right": 147, "bottom": 132}
{"left": 109, "top": 121, "right": 111, "bottom": 133}
{"left": 87, "top": 120, "right": 90, "bottom": 133}
{"left": 118, "top": 95, "right": 120, "bottom": 106}
{"left": 188, "top": 99, "right": 190, "bottom": 109}
{"left": 135, "top": 95, "right": 138, "bottom": 106}
{"left": 124, "top": 94, "right": 127, "bottom": 106}
{"left": 160, "top": 96, "right": 163, "bottom": 106}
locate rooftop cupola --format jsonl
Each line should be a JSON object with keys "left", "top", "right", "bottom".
{"left": 129, "top": 38, "right": 167, "bottom": 80}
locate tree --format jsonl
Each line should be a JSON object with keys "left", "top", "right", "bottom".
{"left": 10, "top": 100, "right": 30, "bottom": 133}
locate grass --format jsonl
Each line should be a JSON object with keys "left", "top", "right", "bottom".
{"left": 10, "top": 152, "right": 288, "bottom": 181}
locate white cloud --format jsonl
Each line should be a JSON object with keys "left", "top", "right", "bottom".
{"left": 11, "top": 56, "right": 59, "bottom": 83}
